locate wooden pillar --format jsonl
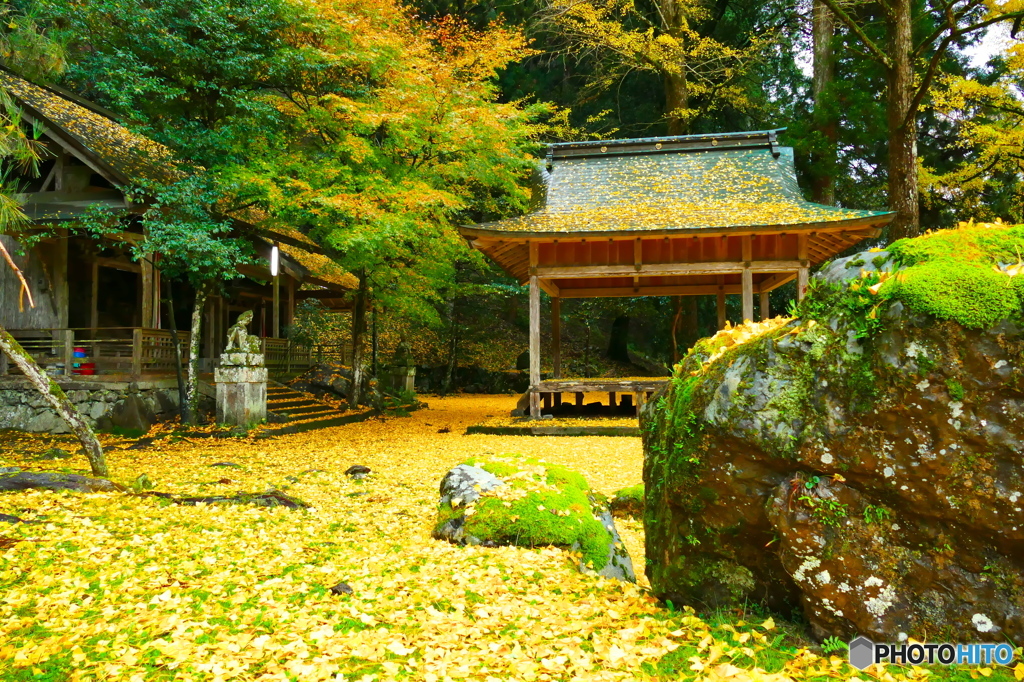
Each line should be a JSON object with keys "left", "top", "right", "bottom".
{"left": 90, "top": 261, "right": 99, "bottom": 337}
{"left": 741, "top": 235, "right": 753, "bottom": 323}
{"left": 286, "top": 276, "right": 296, "bottom": 331}
{"left": 760, "top": 291, "right": 770, "bottom": 320}
{"left": 152, "top": 267, "right": 161, "bottom": 329}
{"left": 272, "top": 274, "right": 280, "bottom": 338}
{"left": 551, "top": 296, "right": 561, "bottom": 379}
{"left": 797, "top": 234, "right": 810, "bottom": 301}
{"left": 53, "top": 230, "right": 69, "bottom": 329}
{"left": 716, "top": 276, "right": 726, "bottom": 330}
{"left": 141, "top": 257, "right": 154, "bottom": 328}
{"left": 742, "top": 269, "right": 753, "bottom": 323}
{"left": 529, "top": 274, "right": 541, "bottom": 418}
{"left": 575, "top": 393, "right": 584, "bottom": 407}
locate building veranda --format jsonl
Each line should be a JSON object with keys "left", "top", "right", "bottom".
{"left": 460, "top": 130, "right": 895, "bottom": 419}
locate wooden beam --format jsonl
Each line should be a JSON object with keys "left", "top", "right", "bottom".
{"left": 536, "top": 260, "right": 803, "bottom": 279}
{"left": 551, "top": 297, "right": 561, "bottom": 379}
{"left": 538, "top": 279, "right": 560, "bottom": 297}
{"left": 757, "top": 272, "right": 797, "bottom": 293}
{"left": 529, "top": 274, "right": 541, "bottom": 418}
{"left": 559, "top": 283, "right": 745, "bottom": 298}
{"left": 760, "top": 291, "right": 770, "bottom": 320}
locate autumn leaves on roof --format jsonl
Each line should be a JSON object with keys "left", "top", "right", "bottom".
{"left": 465, "top": 130, "right": 892, "bottom": 238}
{"left": 1, "top": 69, "right": 354, "bottom": 293}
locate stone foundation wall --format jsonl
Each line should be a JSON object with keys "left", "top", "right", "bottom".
{"left": 0, "top": 381, "right": 181, "bottom": 433}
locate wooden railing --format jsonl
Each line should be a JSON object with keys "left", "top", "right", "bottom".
{"left": 1, "top": 328, "right": 349, "bottom": 379}
{"left": 1, "top": 328, "right": 190, "bottom": 378}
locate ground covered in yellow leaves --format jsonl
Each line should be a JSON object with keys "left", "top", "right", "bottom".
{"left": 0, "top": 396, "right": 1009, "bottom": 681}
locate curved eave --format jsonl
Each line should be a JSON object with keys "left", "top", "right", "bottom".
{"left": 459, "top": 211, "right": 894, "bottom": 242}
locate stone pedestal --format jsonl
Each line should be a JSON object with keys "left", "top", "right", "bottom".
{"left": 214, "top": 355, "right": 267, "bottom": 428}
{"left": 381, "top": 365, "right": 416, "bottom": 394}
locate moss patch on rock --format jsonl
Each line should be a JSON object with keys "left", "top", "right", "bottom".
{"left": 610, "top": 484, "right": 644, "bottom": 518}
{"left": 441, "top": 455, "right": 614, "bottom": 571}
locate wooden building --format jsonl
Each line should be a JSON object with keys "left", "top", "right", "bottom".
{"left": 460, "top": 130, "right": 895, "bottom": 418}
{"left": 0, "top": 70, "right": 353, "bottom": 382}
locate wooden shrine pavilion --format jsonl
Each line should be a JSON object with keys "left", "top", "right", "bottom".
{"left": 460, "top": 130, "right": 894, "bottom": 418}
{"left": 0, "top": 69, "right": 355, "bottom": 382}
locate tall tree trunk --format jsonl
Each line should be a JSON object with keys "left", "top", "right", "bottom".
{"left": 811, "top": 0, "right": 837, "bottom": 205}
{"left": 164, "top": 276, "right": 190, "bottom": 423}
{"left": 185, "top": 281, "right": 209, "bottom": 423}
{"left": 0, "top": 329, "right": 108, "bottom": 477}
{"left": 661, "top": 0, "right": 689, "bottom": 135}
{"left": 671, "top": 297, "right": 683, "bottom": 362}
{"left": 607, "top": 315, "right": 631, "bottom": 363}
{"left": 664, "top": 72, "right": 690, "bottom": 136}
{"left": 442, "top": 298, "right": 458, "bottom": 396}
{"left": 886, "top": 0, "right": 920, "bottom": 242}
{"left": 348, "top": 271, "right": 368, "bottom": 408}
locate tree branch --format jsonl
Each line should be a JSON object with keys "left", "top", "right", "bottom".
{"left": 817, "top": 0, "right": 892, "bottom": 68}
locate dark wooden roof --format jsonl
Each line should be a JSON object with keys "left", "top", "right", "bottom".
{"left": 462, "top": 130, "right": 892, "bottom": 238}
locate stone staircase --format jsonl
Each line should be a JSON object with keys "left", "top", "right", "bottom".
{"left": 263, "top": 381, "right": 365, "bottom": 435}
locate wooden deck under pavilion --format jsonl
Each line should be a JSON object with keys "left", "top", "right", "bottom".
{"left": 461, "top": 130, "right": 895, "bottom": 418}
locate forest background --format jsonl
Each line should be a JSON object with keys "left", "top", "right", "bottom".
{"left": 8, "top": 0, "right": 1024, "bottom": 387}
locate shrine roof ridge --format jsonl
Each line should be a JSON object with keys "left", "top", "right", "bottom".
{"left": 547, "top": 129, "right": 787, "bottom": 159}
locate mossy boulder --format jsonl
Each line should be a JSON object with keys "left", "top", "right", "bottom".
{"left": 610, "top": 484, "right": 644, "bottom": 518}
{"left": 642, "top": 222, "right": 1024, "bottom": 642}
{"left": 432, "top": 455, "right": 635, "bottom": 582}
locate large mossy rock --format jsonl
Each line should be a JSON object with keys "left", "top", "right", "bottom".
{"left": 433, "top": 456, "right": 635, "bottom": 582}
{"left": 642, "top": 223, "right": 1024, "bottom": 642}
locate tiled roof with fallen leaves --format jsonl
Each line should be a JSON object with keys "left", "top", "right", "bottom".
{"left": 0, "top": 70, "right": 182, "bottom": 186}
{"left": 472, "top": 141, "right": 890, "bottom": 235}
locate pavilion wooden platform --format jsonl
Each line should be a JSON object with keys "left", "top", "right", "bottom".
{"left": 460, "top": 130, "right": 895, "bottom": 419}
{"left": 513, "top": 378, "right": 669, "bottom": 417}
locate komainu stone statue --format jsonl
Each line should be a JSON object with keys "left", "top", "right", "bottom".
{"left": 224, "top": 310, "right": 260, "bottom": 354}
{"left": 215, "top": 310, "right": 266, "bottom": 427}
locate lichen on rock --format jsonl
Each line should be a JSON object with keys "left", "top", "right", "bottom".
{"left": 432, "top": 455, "right": 635, "bottom": 582}
{"left": 642, "top": 221, "right": 1024, "bottom": 641}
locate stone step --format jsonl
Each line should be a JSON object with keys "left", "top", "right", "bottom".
{"left": 273, "top": 405, "right": 337, "bottom": 418}
{"left": 267, "top": 396, "right": 322, "bottom": 407}
{"left": 259, "top": 411, "right": 375, "bottom": 437}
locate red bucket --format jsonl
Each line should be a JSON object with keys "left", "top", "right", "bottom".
{"left": 74, "top": 362, "right": 96, "bottom": 376}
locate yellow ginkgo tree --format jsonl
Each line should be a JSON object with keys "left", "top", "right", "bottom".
{"left": 545, "top": 0, "right": 769, "bottom": 134}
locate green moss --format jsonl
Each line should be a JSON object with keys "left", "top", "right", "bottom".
{"left": 891, "top": 261, "right": 1018, "bottom": 329}
{"left": 884, "top": 224, "right": 1024, "bottom": 328}
{"left": 545, "top": 464, "right": 589, "bottom": 492}
{"left": 872, "top": 253, "right": 891, "bottom": 268}
{"left": 945, "top": 377, "right": 965, "bottom": 401}
{"left": 610, "top": 484, "right": 644, "bottom": 517}
{"left": 440, "top": 455, "right": 613, "bottom": 570}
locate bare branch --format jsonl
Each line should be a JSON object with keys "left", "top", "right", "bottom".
{"left": 0, "top": 237, "right": 34, "bottom": 311}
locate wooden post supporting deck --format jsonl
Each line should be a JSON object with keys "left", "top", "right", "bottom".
{"left": 741, "top": 236, "right": 753, "bottom": 323}
{"left": 760, "top": 291, "right": 770, "bottom": 320}
{"left": 529, "top": 274, "right": 541, "bottom": 418}
{"left": 797, "top": 234, "right": 809, "bottom": 301}
{"left": 551, "top": 297, "right": 561, "bottom": 379}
